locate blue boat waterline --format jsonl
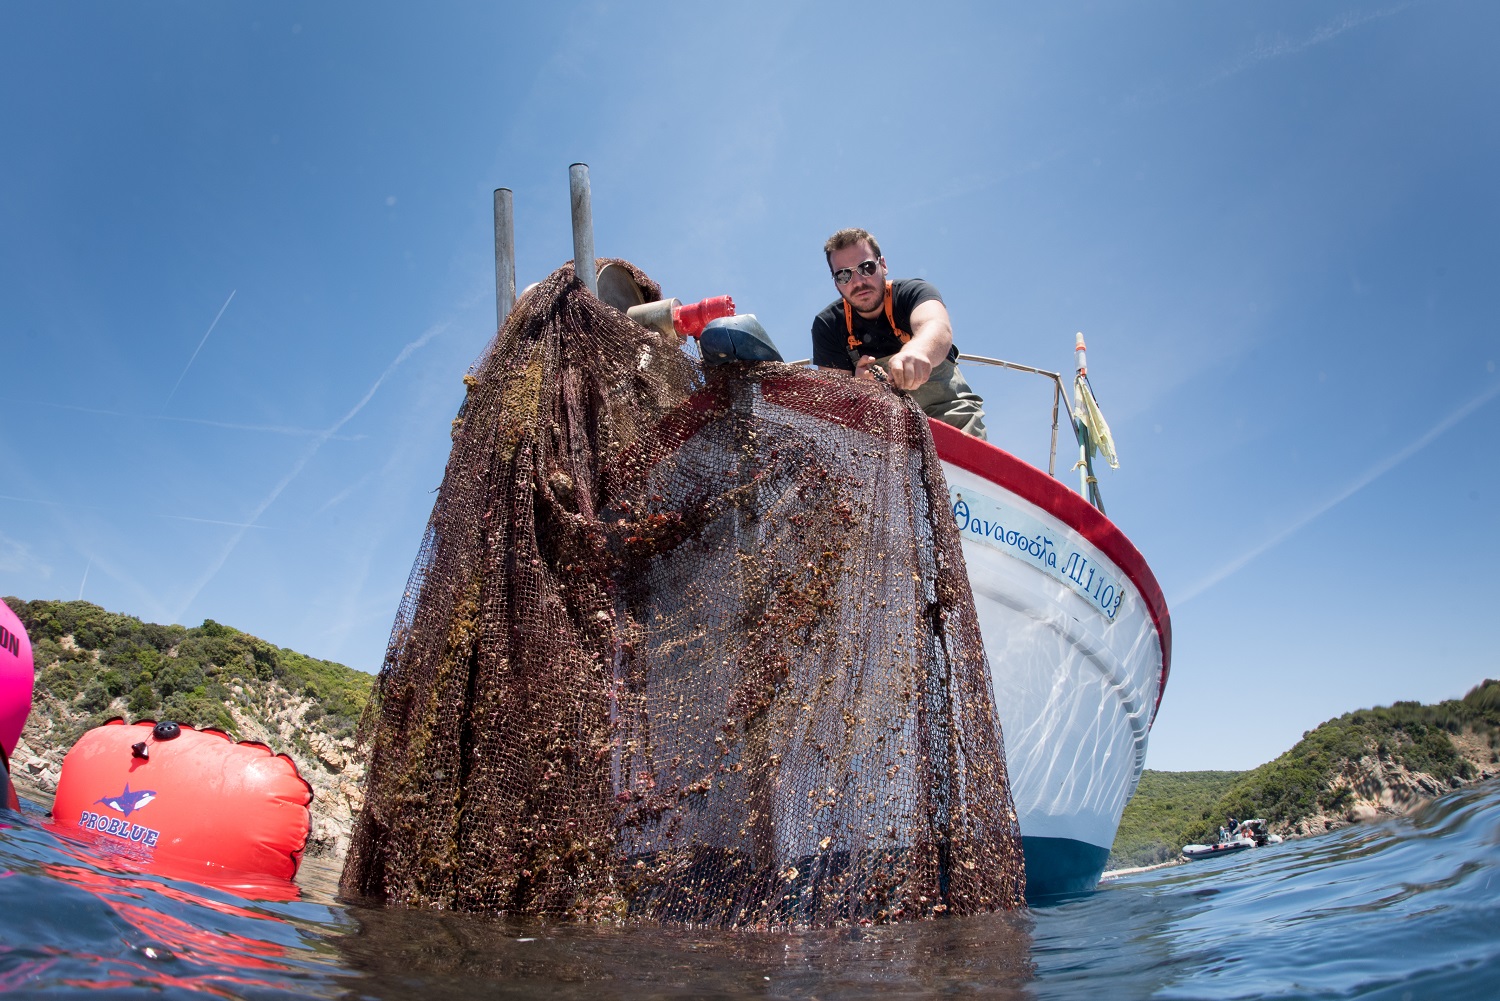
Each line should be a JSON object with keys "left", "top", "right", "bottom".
{"left": 1021, "top": 835, "right": 1113, "bottom": 900}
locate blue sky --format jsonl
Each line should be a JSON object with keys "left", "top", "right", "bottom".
{"left": 2, "top": 1, "right": 1495, "bottom": 771}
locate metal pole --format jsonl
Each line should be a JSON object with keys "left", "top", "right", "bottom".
{"left": 493, "top": 187, "right": 515, "bottom": 329}
{"left": 568, "top": 163, "right": 597, "bottom": 297}
{"left": 1048, "top": 383, "right": 1061, "bottom": 478}
{"left": 1074, "top": 333, "right": 1091, "bottom": 500}
{"left": 1073, "top": 332, "right": 1106, "bottom": 512}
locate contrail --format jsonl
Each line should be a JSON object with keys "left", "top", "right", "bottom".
{"left": 39, "top": 401, "right": 366, "bottom": 440}
{"left": 164, "top": 289, "right": 236, "bottom": 411}
{"left": 1207, "top": 3, "right": 1413, "bottom": 86}
{"left": 171, "top": 321, "right": 448, "bottom": 621}
{"left": 1, "top": 493, "right": 273, "bottom": 526}
{"left": 171, "top": 516, "right": 272, "bottom": 529}
{"left": 1176, "top": 379, "right": 1500, "bottom": 606}
{"left": 78, "top": 559, "right": 90, "bottom": 600}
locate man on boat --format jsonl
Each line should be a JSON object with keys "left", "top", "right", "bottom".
{"left": 811, "top": 227, "right": 987, "bottom": 438}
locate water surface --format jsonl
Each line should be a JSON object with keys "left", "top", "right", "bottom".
{"left": 3, "top": 779, "right": 1498, "bottom": 998}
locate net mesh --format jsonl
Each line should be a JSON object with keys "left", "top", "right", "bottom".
{"left": 341, "top": 260, "right": 1025, "bottom": 927}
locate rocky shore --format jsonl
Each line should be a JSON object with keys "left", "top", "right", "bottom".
{"left": 1277, "top": 730, "right": 1498, "bottom": 838}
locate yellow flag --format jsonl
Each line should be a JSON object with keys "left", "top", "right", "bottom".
{"left": 1076, "top": 375, "right": 1119, "bottom": 469}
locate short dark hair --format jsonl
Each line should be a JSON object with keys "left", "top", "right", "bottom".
{"left": 824, "top": 228, "right": 881, "bottom": 268}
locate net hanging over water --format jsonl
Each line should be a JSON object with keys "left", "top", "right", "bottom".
{"left": 341, "top": 260, "right": 1026, "bottom": 927}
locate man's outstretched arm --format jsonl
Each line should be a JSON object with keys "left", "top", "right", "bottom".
{"left": 883, "top": 299, "right": 953, "bottom": 390}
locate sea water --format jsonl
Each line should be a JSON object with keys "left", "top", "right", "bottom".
{"left": 2, "top": 779, "right": 1498, "bottom": 999}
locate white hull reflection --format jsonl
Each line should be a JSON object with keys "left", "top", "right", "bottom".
{"left": 932, "top": 421, "right": 1171, "bottom": 899}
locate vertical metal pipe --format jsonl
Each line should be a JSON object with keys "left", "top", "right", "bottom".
{"left": 568, "top": 163, "right": 597, "bottom": 296}
{"left": 1048, "top": 379, "right": 1062, "bottom": 478}
{"left": 1074, "top": 332, "right": 1106, "bottom": 512}
{"left": 493, "top": 187, "right": 515, "bottom": 329}
{"left": 1073, "top": 333, "right": 1093, "bottom": 502}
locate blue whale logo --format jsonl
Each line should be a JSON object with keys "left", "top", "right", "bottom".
{"left": 95, "top": 783, "right": 157, "bottom": 817}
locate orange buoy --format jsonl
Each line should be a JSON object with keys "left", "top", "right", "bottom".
{"left": 52, "top": 719, "right": 313, "bottom": 881}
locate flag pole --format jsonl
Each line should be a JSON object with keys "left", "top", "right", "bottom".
{"left": 1073, "top": 332, "right": 1104, "bottom": 512}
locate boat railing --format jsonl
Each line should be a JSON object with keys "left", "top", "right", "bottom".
{"left": 954, "top": 354, "right": 1078, "bottom": 484}
{"left": 787, "top": 351, "right": 1104, "bottom": 513}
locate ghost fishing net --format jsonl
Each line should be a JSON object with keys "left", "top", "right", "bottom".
{"left": 341, "top": 260, "right": 1025, "bottom": 927}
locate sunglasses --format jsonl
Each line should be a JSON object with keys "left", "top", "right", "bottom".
{"left": 831, "top": 259, "right": 880, "bottom": 286}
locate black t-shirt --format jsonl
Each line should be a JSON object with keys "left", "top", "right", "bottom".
{"left": 810, "top": 278, "right": 952, "bottom": 370}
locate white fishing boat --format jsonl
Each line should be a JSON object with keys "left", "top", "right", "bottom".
{"left": 929, "top": 368, "right": 1170, "bottom": 898}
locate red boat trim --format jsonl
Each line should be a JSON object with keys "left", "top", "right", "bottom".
{"left": 929, "top": 420, "right": 1172, "bottom": 725}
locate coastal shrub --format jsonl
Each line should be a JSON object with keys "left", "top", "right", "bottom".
{"left": 98, "top": 669, "right": 129, "bottom": 700}
{"left": 158, "top": 691, "right": 237, "bottom": 734}
{"left": 156, "top": 661, "right": 206, "bottom": 701}
{"left": 200, "top": 618, "right": 232, "bottom": 638}
{"left": 36, "top": 657, "right": 80, "bottom": 700}
{"left": 1463, "top": 679, "right": 1500, "bottom": 714}
{"left": 78, "top": 681, "right": 112, "bottom": 713}
{"left": 127, "top": 683, "right": 158, "bottom": 715}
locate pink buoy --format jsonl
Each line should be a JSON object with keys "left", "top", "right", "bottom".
{"left": 0, "top": 601, "right": 34, "bottom": 764}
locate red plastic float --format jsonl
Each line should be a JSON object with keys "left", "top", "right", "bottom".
{"left": 52, "top": 719, "right": 313, "bottom": 881}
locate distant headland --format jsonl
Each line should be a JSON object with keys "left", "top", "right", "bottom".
{"left": 6, "top": 597, "right": 1497, "bottom": 871}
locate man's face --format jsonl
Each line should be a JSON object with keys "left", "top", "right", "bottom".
{"left": 829, "top": 241, "right": 887, "bottom": 315}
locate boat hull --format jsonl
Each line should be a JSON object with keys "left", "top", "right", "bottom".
{"left": 932, "top": 422, "right": 1171, "bottom": 900}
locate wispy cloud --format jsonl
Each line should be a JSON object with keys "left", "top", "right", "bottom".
{"left": 170, "top": 516, "right": 272, "bottom": 529}
{"left": 1207, "top": 4, "right": 1414, "bottom": 86}
{"left": 67, "top": 543, "right": 169, "bottom": 623}
{"left": 170, "top": 321, "right": 449, "bottom": 621}
{"left": 1176, "top": 378, "right": 1500, "bottom": 606}
{"left": 1, "top": 492, "right": 273, "bottom": 528}
{"left": 0, "top": 494, "right": 68, "bottom": 509}
{"left": 0, "top": 486, "right": 167, "bottom": 618}
{"left": 315, "top": 469, "right": 378, "bottom": 516}
{"left": 38, "top": 402, "right": 367, "bottom": 440}
{"left": 898, "top": 7, "right": 1413, "bottom": 216}
{"left": 0, "top": 530, "right": 51, "bottom": 579}
{"left": 164, "top": 289, "right": 236, "bottom": 411}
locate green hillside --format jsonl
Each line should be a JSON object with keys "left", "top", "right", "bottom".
{"left": 1109, "top": 681, "right": 1500, "bottom": 869}
{"left": 5, "top": 597, "right": 373, "bottom": 759}
{"left": 1109, "top": 770, "right": 1244, "bottom": 868}
{"left": 1179, "top": 686, "right": 1499, "bottom": 845}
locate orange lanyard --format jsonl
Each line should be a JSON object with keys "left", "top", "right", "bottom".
{"left": 844, "top": 281, "right": 912, "bottom": 352}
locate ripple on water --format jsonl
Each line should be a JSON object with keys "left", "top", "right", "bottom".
{"left": 3, "top": 779, "right": 1499, "bottom": 998}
